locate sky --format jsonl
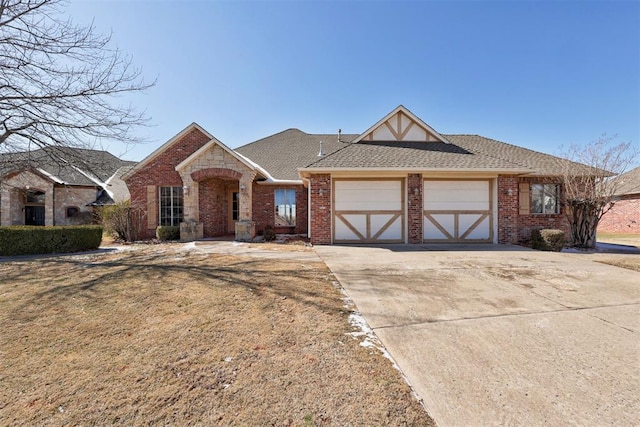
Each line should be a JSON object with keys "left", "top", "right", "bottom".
{"left": 66, "top": 0, "right": 640, "bottom": 162}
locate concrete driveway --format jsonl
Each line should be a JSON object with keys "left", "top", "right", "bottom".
{"left": 315, "top": 244, "right": 640, "bottom": 426}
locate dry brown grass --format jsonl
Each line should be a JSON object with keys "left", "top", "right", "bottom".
{"left": 0, "top": 245, "right": 432, "bottom": 426}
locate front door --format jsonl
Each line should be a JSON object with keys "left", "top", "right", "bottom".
{"left": 25, "top": 206, "right": 45, "bottom": 226}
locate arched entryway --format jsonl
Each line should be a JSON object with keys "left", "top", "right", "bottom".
{"left": 24, "top": 189, "right": 46, "bottom": 226}
{"left": 198, "top": 177, "right": 239, "bottom": 238}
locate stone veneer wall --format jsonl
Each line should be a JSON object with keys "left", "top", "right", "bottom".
{"left": 53, "top": 186, "right": 97, "bottom": 225}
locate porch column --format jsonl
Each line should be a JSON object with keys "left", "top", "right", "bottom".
{"left": 235, "top": 171, "right": 257, "bottom": 241}
{"left": 0, "top": 185, "right": 10, "bottom": 226}
{"left": 178, "top": 172, "right": 203, "bottom": 241}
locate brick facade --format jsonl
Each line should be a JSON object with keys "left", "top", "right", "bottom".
{"left": 199, "top": 178, "right": 230, "bottom": 237}
{"left": 407, "top": 174, "right": 423, "bottom": 243}
{"left": 516, "top": 176, "right": 569, "bottom": 242}
{"left": 309, "top": 174, "right": 331, "bottom": 245}
{"left": 598, "top": 196, "right": 640, "bottom": 233}
{"left": 126, "top": 127, "right": 211, "bottom": 238}
{"left": 252, "top": 184, "right": 308, "bottom": 235}
{"left": 497, "top": 175, "right": 519, "bottom": 243}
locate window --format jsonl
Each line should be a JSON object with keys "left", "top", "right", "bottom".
{"left": 531, "top": 184, "right": 560, "bottom": 214}
{"left": 274, "top": 189, "right": 296, "bottom": 226}
{"left": 26, "top": 190, "right": 45, "bottom": 204}
{"left": 66, "top": 207, "right": 80, "bottom": 218}
{"left": 159, "top": 186, "right": 183, "bottom": 226}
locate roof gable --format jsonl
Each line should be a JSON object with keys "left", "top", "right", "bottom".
{"left": 122, "top": 123, "right": 214, "bottom": 180}
{"left": 352, "top": 105, "right": 450, "bottom": 144}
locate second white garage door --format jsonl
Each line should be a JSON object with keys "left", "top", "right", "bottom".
{"left": 333, "top": 179, "right": 404, "bottom": 243}
{"left": 423, "top": 180, "right": 493, "bottom": 242}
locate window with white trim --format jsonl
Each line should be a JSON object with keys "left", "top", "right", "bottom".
{"left": 159, "top": 186, "right": 183, "bottom": 226}
{"left": 274, "top": 189, "right": 296, "bottom": 226}
{"left": 531, "top": 184, "right": 560, "bottom": 214}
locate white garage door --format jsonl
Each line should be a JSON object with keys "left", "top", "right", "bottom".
{"left": 333, "top": 179, "right": 404, "bottom": 243}
{"left": 424, "top": 180, "right": 492, "bottom": 242}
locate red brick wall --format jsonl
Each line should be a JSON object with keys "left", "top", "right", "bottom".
{"left": 498, "top": 175, "right": 519, "bottom": 244}
{"left": 516, "top": 176, "right": 569, "bottom": 242}
{"left": 125, "top": 127, "right": 211, "bottom": 238}
{"left": 309, "top": 174, "right": 331, "bottom": 245}
{"left": 252, "top": 184, "right": 308, "bottom": 235}
{"left": 199, "top": 178, "right": 228, "bottom": 237}
{"left": 407, "top": 174, "right": 423, "bottom": 243}
{"left": 598, "top": 196, "right": 640, "bottom": 233}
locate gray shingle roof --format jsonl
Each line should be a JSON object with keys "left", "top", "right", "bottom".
{"left": 235, "top": 129, "right": 357, "bottom": 181}
{"left": 446, "top": 135, "right": 593, "bottom": 176}
{"left": 236, "top": 129, "right": 589, "bottom": 179}
{"left": 304, "top": 138, "right": 527, "bottom": 171}
{"left": 613, "top": 166, "right": 640, "bottom": 196}
{"left": 0, "top": 147, "right": 135, "bottom": 186}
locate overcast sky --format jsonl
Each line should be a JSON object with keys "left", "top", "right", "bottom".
{"left": 67, "top": 0, "right": 639, "bottom": 162}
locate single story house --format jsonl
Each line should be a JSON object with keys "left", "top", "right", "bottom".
{"left": 598, "top": 166, "right": 640, "bottom": 234}
{"left": 124, "top": 105, "right": 591, "bottom": 245}
{"left": 0, "top": 147, "right": 134, "bottom": 226}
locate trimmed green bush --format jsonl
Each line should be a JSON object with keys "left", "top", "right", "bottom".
{"left": 0, "top": 225, "right": 103, "bottom": 256}
{"left": 156, "top": 226, "right": 180, "bottom": 241}
{"left": 531, "top": 228, "right": 565, "bottom": 252}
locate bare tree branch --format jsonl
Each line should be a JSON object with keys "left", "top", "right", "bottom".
{"left": 0, "top": 0, "right": 153, "bottom": 156}
{"left": 559, "top": 135, "right": 639, "bottom": 248}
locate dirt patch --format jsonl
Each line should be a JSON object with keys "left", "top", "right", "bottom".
{"left": 0, "top": 245, "right": 432, "bottom": 426}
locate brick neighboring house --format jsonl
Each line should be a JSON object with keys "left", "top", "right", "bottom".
{"left": 124, "top": 105, "right": 592, "bottom": 245}
{"left": 0, "top": 147, "right": 134, "bottom": 226}
{"left": 598, "top": 166, "right": 640, "bottom": 234}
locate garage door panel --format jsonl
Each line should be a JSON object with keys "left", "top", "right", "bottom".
{"left": 424, "top": 214, "right": 454, "bottom": 240}
{"left": 424, "top": 180, "right": 492, "bottom": 243}
{"left": 371, "top": 214, "right": 402, "bottom": 240}
{"left": 335, "top": 214, "right": 365, "bottom": 241}
{"left": 459, "top": 214, "right": 490, "bottom": 240}
{"left": 334, "top": 180, "right": 404, "bottom": 243}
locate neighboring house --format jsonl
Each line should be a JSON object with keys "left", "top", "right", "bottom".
{"left": 0, "top": 147, "right": 135, "bottom": 226}
{"left": 124, "top": 105, "right": 590, "bottom": 245}
{"left": 598, "top": 166, "right": 640, "bottom": 234}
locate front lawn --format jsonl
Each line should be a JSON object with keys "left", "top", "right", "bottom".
{"left": 0, "top": 245, "right": 432, "bottom": 425}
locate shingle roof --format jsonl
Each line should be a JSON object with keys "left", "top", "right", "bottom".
{"left": 303, "top": 134, "right": 595, "bottom": 176}
{"left": 235, "top": 129, "right": 358, "bottom": 181}
{"left": 446, "top": 135, "right": 593, "bottom": 176}
{"left": 0, "top": 147, "right": 135, "bottom": 186}
{"left": 613, "top": 166, "right": 640, "bottom": 196}
{"left": 304, "top": 139, "right": 526, "bottom": 171}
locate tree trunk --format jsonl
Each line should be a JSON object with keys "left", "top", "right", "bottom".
{"left": 566, "top": 200, "right": 600, "bottom": 248}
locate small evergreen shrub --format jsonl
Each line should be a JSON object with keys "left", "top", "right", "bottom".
{"left": 263, "top": 226, "right": 276, "bottom": 241}
{"left": 0, "top": 225, "right": 103, "bottom": 256}
{"left": 156, "top": 226, "right": 180, "bottom": 241}
{"left": 531, "top": 229, "right": 565, "bottom": 252}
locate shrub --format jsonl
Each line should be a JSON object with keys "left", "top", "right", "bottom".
{"left": 156, "top": 226, "right": 180, "bottom": 241}
{"left": 0, "top": 225, "right": 103, "bottom": 256}
{"left": 263, "top": 225, "right": 276, "bottom": 241}
{"left": 531, "top": 229, "right": 565, "bottom": 252}
{"left": 95, "top": 201, "right": 144, "bottom": 242}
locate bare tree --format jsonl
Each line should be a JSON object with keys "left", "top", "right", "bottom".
{"left": 560, "top": 135, "right": 638, "bottom": 248}
{"left": 0, "top": 0, "right": 152, "bottom": 155}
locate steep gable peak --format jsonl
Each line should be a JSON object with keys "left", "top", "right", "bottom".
{"left": 353, "top": 105, "right": 450, "bottom": 144}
